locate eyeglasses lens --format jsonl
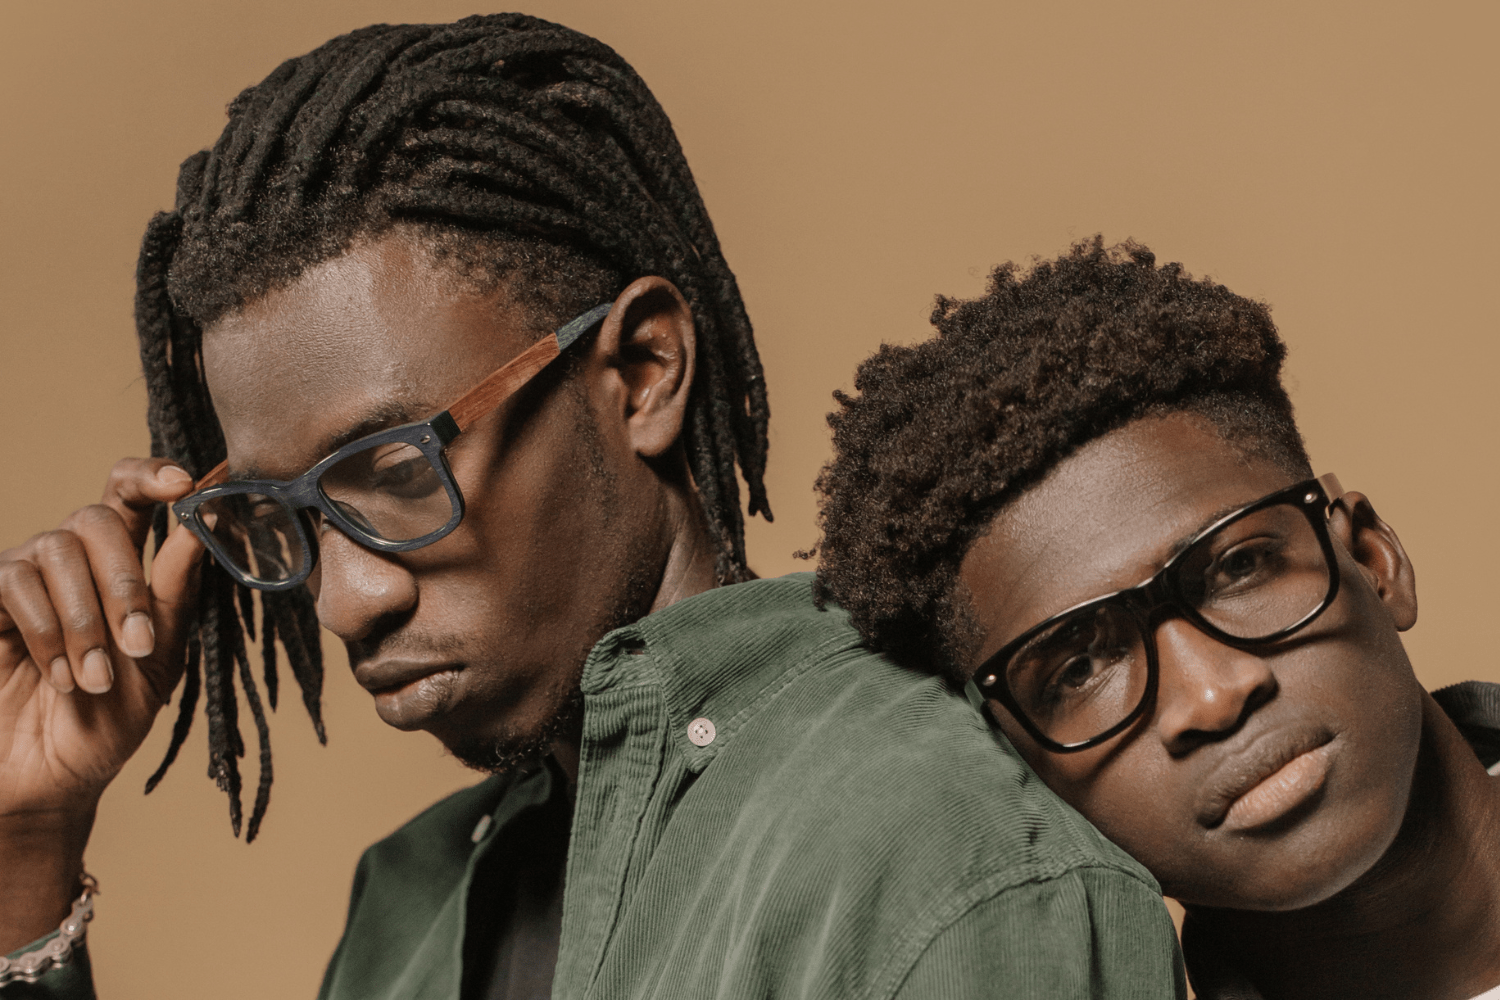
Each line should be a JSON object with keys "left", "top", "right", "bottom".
{"left": 1006, "top": 500, "right": 1331, "bottom": 745}
{"left": 1176, "top": 502, "right": 1330, "bottom": 641}
{"left": 196, "top": 492, "right": 306, "bottom": 585}
{"left": 317, "top": 441, "right": 454, "bottom": 542}
{"left": 1007, "top": 604, "right": 1149, "bottom": 746}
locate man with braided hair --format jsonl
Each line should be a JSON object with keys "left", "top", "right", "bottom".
{"left": 0, "top": 19, "right": 1182, "bottom": 1000}
{"left": 815, "top": 238, "right": 1500, "bottom": 999}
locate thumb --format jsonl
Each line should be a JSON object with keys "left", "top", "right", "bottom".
{"left": 102, "top": 457, "right": 198, "bottom": 553}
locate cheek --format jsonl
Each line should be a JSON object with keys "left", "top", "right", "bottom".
{"left": 459, "top": 423, "right": 610, "bottom": 582}
{"left": 427, "top": 400, "right": 628, "bottom": 642}
{"left": 1019, "top": 737, "right": 1196, "bottom": 880}
{"left": 1059, "top": 764, "right": 1190, "bottom": 869}
{"left": 1297, "top": 568, "right": 1425, "bottom": 810}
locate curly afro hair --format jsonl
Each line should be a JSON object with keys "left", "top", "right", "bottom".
{"left": 813, "top": 237, "right": 1311, "bottom": 681}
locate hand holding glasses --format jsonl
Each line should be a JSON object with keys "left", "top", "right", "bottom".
{"left": 172, "top": 303, "right": 613, "bottom": 591}
{"left": 974, "top": 474, "right": 1345, "bottom": 752}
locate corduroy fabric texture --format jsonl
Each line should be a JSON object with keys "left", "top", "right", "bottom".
{"left": 28, "top": 574, "right": 1185, "bottom": 999}
{"left": 1432, "top": 681, "right": 1500, "bottom": 770}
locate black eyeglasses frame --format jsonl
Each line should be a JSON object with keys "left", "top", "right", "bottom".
{"left": 973, "top": 473, "right": 1345, "bottom": 754}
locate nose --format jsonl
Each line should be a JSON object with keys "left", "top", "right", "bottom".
{"left": 1152, "top": 617, "right": 1277, "bottom": 754}
{"left": 308, "top": 527, "right": 418, "bottom": 643}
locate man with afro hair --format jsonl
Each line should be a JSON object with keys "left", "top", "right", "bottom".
{"left": 815, "top": 237, "right": 1500, "bottom": 999}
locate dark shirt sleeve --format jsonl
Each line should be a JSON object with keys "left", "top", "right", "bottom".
{"left": 2, "top": 934, "right": 96, "bottom": 1000}
{"left": 894, "top": 867, "right": 1186, "bottom": 1000}
{"left": 316, "top": 847, "right": 373, "bottom": 1000}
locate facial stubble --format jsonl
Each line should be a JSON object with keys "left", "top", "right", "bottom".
{"left": 447, "top": 384, "right": 658, "bottom": 776}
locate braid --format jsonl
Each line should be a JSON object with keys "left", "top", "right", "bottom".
{"left": 134, "top": 14, "right": 768, "bottom": 837}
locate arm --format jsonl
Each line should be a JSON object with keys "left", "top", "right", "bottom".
{"left": 0, "top": 458, "right": 203, "bottom": 993}
{"left": 894, "top": 867, "right": 1187, "bottom": 1000}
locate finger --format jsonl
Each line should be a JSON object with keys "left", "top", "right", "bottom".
{"left": 31, "top": 531, "right": 114, "bottom": 695}
{"left": 0, "top": 547, "right": 15, "bottom": 633}
{"left": 101, "top": 458, "right": 196, "bottom": 551}
{"left": 0, "top": 630, "right": 41, "bottom": 691}
{"left": 0, "top": 558, "right": 74, "bottom": 693}
{"left": 66, "top": 505, "right": 155, "bottom": 660}
{"left": 136, "top": 517, "right": 206, "bottom": 703}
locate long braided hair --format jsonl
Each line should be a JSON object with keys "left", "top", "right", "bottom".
{"left": 135, "top": 14, "right": 772, "bottom": 840}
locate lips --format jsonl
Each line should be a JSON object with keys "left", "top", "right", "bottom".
{"left": 354, "top": 658, "right": 460, "bottom": 695}
{"left": 353, "top": 658, "right": 467, "bottom": 731}
{"left": 1198, "top": 726, "right": 1337, "bottom": 831}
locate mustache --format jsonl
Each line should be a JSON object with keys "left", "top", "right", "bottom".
{"left": 347, "top": 625, "right": 468, "bottom": 668}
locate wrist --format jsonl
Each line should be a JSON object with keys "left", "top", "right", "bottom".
{"left": 0, "top": 807, "right": 95, "bottom": 955}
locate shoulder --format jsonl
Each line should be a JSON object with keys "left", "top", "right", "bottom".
{"left": 702, "top": 630, "right": 1177, "bottom": 996}
{"left": 897, "top": 866, "right": 1185, "bottom": 999}
{"left": 760, "top": 601, "right": 1154, "bottom": 885}
{"left": 691, "top": 587, "right": 1161, "bottom": 903}
{"left": 639, "top": 572, "right": 1156, "bottom": 891}
{"left": 633, "top": 573, "right": 862, "bottom": 676}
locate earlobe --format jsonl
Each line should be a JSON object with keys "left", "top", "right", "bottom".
{"left": 1329, "top": 492, "right": 1418, "bottom": 631}
{"left": 594, "top": 276, "right": 696, "bottom": 459}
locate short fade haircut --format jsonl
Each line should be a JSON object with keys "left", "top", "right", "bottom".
{"left": 813, "top": 237, "right": 1312, "bottom": 681}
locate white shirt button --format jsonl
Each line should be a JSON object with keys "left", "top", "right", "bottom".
{"left": 687, "top": 717, "right": 716, "bottom": 747}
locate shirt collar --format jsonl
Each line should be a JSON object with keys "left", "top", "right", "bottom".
{"left": 1431, "top": 681, "right": 1500, "bottom": 774}
{"left": 580, "top": 573, "right": 863, "bottom": 772}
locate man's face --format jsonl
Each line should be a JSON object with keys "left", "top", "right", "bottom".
{"left": 202, "top": 232, "right": 662, "bottom": 770}
{"left": 960, "top": 413, "right": 1425, "bottom": 910}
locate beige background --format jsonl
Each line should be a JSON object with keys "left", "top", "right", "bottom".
{"left": 1, "top": 2, "right": 1496, "bottom": 997}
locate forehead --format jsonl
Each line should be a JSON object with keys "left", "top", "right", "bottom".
{"left": 202, "top": 234, "right": 532, "bottom": 479}
{"left": 960, "top": 413, "right": 1298, "bottom": 649}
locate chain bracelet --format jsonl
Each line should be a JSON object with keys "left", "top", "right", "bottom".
{"left": 0, "top": 873, "right": 97, "bottom": 988}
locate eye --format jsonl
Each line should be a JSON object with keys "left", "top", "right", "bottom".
{"left": 249, "top": 500, "right": 283, "bottom": 520}
{"left": 373, "top": 454, "right": 421, "bottom": 484}
{"left": 350, "top": 443, "right": 442, "bottom": 498}
{"left": 1220, "top": 545, "right": 1265, "bottom": 580}
{"left": 373, "top": 455, "right": 442, "bottom": 497}
{"left": 1055, "top": 654, "right": 1100, "bottom": 691}
{"left": 1034, "top": 615, "right": 1132, "bottom": 704}
{"left": 1204, "top": 536, "right": 1285, "bottom": 594}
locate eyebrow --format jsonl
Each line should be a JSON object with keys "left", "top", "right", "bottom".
{"left": 228, "top": 401, "right": 427, "bottom": 481}
{"left": 1160, "top": 495, "right": 1267, "bottom": 564}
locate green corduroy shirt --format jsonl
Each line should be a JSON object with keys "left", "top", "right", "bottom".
{"left": 15, "top": 574, "right": 1185, "bottom": 999}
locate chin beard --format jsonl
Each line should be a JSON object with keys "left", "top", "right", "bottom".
{"left": 446, "top": 680, "right": 584, "bottom": 775}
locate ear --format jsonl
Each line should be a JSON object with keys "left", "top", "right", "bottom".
{"left": 1327, "top": 491, "right": 1418, "bottom": 631}
{"left": 592, "top": 276, "right": 696, "bottom": 459}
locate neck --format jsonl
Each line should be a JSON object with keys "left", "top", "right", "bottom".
{"left": 550, "top": 476, "right": 721, "bottom": 784}
{"left": 648, "top": 488, "right": 722, "bottom": 614}
{"left": 1190, "top": 694, "right": 1500, "bottom": 1000}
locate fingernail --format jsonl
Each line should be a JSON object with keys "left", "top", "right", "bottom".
{"left": 157, "top": 466, "right": 193, "bottom": 487}
{"left": 50, "top": 657, "right": 76, "bottom": 693}
{"left": 121, "top": 613, "right": 155, "bottom": 658}
{"left": 81, "top": 649, "right": 114, "bottom": 694}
